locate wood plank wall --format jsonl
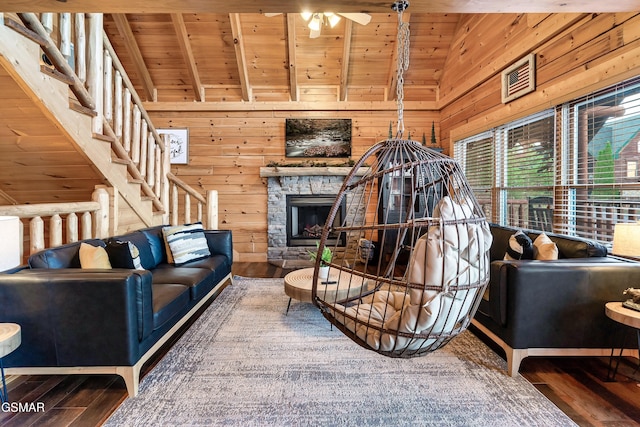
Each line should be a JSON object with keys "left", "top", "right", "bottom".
{"left": 149, "top": 109, "right": 438, "bottom": 261}
{"left": 146, "top": 12, "right": 640, "bottom": 262}
{"left": 440, "top": 12, "right": 640, "bottom": 148}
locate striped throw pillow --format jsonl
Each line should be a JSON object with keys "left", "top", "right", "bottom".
{"left": 162, "top": 223, "right": 211, "bottom": 266}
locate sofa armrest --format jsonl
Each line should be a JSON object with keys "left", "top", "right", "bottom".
{"left": 0, "top": 269, "right": 154, "bottom": 367}
{"left": 488, "top": 257, "right": 640, "bottom": 349}
{"left": 204, "top": 229, "right": 233, "bottom": 264}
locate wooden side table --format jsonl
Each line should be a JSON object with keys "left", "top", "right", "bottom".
{"left": 605, "top": 302, "right": 640, "bottom": 381}
{"left": 284, "top": 267, "right": 369, "bottom": 314}
{"left": 0, "top": 323, "right": 21, "bottom": 403}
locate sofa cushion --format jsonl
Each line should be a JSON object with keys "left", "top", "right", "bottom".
{"left": 28, "top": 239, "right": 106, "bottom": 269}
{"left": 504, "top": 230, "right": 534, "bottom": 260}
{"left": 141, "top": 226, "right": 168, "bottom": 266}
{"left": 151, "top": 264, "right": 219, "bottom": 300}
{"left": 152, "top": 284, "right": 190, "bottom": 331}
{"left": 162, "top": 223, "right": 211, "bottom": 266}
{"left": 105, "top": 240, "right": 144, "bottom": 270}
{"left": 79, "top": 243, "right": 112, "bottom": 269}
{"left": 533, "top": 233, "right": 559, "bottom": 260}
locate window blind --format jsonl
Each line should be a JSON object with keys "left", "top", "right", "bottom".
{"left": 558, "top": 77, "right": 640, "bottom": 244}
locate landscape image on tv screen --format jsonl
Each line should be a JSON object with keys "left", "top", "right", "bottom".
{"left": 285, "top": 118, "right": 351, "bottom": 158}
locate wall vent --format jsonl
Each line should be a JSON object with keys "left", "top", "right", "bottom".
{"left": 501, "top": 53, "right": 536, "bottom": 103}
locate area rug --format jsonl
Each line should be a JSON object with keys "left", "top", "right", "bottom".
{"left": 104, "top": 276, "right": 577, "bottom": 426}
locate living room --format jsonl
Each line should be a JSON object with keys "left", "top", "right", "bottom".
{"left": 1, "top": 1, "right": 640, "bottom": 425}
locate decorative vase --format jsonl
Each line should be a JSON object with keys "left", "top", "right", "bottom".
{"left": 318, "top": 265, "right": 330, "bottom": 280}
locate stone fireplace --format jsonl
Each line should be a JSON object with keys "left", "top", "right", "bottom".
{"left": 260, "top": 166, "right": 366, "bottom": 267}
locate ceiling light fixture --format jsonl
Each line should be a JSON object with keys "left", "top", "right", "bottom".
{"left": 265, "top": 11, "right": 371, "bottom": 39}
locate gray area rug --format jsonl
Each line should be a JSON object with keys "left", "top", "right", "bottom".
{"left": 104, "top": 276, "right": 577, "bottom": 426}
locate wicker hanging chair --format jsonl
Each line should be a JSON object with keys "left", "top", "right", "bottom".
{"left": 310, "top": 138, "right": 492, "bottom": 357}
{"left": 310, "top": 1, "right": 492, "bottom": 357}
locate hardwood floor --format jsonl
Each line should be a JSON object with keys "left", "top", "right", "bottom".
{"left": 2, "top": 262, "right": 639, "bottom": 426}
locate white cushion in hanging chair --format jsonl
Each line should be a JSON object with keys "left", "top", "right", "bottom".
{"left": 330, "top": 196, "right": 492, "bottom": 353}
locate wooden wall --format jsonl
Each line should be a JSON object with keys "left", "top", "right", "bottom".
{"left": 148, "top": 108, "right": 438, "bottom": 261}
{"left": 146, "top": 12, "right": 640, "bottom": 262}
{"left": 439, "top": 12, "right": 640, "bottom": 148}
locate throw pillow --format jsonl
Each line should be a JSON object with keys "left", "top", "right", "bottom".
{"left": 79, "top": 242, "right": 112, "bottom": 269}
{"left": 504, "top": 230, "right": 534, "bottom": 260}
{"left": 533, "top": 233, "right": 559, "bottom": 260}
{"left": 162, "top": 222, "right": 211, "bottom": 266}
{"left": 105, "top": 240, "right": 145, "bottom": 270}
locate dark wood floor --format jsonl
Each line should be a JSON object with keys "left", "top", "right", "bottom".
{"left": 2, "top": 262, "right": 640, "bottom": 426}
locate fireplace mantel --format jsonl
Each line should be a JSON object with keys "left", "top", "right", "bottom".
{"left": 259, "top": 166, "right": 368, "bottom": 177}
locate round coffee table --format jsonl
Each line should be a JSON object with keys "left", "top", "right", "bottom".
{"left": 284, "top": 267, "right": 369, "bottom": 314}
{"left": 605, "top": 302, "right": 640, "bottom": 380}
{"left": 0, "top": 323, "right": 21, "bottom": 403}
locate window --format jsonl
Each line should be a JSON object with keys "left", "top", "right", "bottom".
{"left": 455, "top": 77, "right": 640, "bottom": 246}
{"left": 455, "top": 111, "right": 554, "bottom": 231}
{"left": 559, "top": 78, "right": 640, "bottom": 242}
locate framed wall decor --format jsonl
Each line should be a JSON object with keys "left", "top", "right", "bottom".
{"left": 157, "top": 128, "right": 189, "bottom": 164}
{"left": 285, "top": 118, "right": 351, "bottom": 158}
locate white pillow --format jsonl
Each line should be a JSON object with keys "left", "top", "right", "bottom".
{"left": 533, "top": 233, "right": 559, "bottom": 260}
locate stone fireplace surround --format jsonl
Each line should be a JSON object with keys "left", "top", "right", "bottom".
{"left": 260, "top": 166, "right": 367, "bottom": 267}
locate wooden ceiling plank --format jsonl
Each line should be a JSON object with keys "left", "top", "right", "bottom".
{"left": 2, "top": 1, "right": 640, "bottom": 13}
{"left": 171, "top": 13, "right": 204, "bottom": 101}
{"left": 112, "top": 13, "right": 156, "bottom": 101}
{"left": 229, "top": 13, "right": 252, "bottom": 102}
{"left": 286, "top": 13, "right": 298, "bottom": 102}
{"left": 339, "top": 20, "right": 353, "bottom": 102}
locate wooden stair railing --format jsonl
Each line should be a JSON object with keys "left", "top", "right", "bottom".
{"left": 167, "top": 173, "right": 219, "bottom": 230}
{"left": 3, "top": 12, "right": 219, "bottom": 230}
{"left": 0, "top": 187, "right": 110, "bottom": 264}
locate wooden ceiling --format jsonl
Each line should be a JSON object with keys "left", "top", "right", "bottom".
{"left": 103, "top": 12, "right": 460, "bottom": 104}
{"left": 2, "top": 0, "right": 640, "bottom": 13}
{"left": 4, "top": 1, "right": 638, "bottom": 105}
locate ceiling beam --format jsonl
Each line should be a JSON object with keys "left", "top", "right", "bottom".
{"left": 171, "top": 13, "right": 204, "bottom": 102}
{"left": 339, "top": 20, "right": 353, "bottom": 102}
{"left": 111, "top": 13, "right": 155, "bottom": 101}
{"left": 229, "top": 13, "right": 252, "bottom": 102}
{"left": 286, "top": 14, "right": 298, "bottom": 102}
{"left": 2, "top": 0, "right": 639, "bottom": 13}
{"left": 143, "top": 100, "right": 436, "bottom": 112}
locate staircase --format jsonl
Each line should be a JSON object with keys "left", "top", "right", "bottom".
{"left": 0, "top": 12, "right": 217, "bottom": 260}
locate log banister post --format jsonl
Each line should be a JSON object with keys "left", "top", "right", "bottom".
{"left": 67, "top": 212, "right": 79, "bottom": 243}
{"left": 30, "top": 217, "right": 44, "bottom": 255}
{"left": 50, "top": 214, "right": 63, "bottom": 247}
{"left": 207, "top": 190, "right": 219, "bottom": 230}
{"left": 92, "top": 187, "right": 110, "bottom": 239}
{"left": 87, "top": 13, "right": 103, "bottom": 134}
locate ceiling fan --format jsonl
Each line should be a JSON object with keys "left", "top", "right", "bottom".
{"left": 265, "top": 12, "right": 372, "bottom": 38}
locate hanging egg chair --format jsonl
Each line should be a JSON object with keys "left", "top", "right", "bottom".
{"left": 310, "top": 1, "right": 493, "bottom": 357}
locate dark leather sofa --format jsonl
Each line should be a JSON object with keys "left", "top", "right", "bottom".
{"left": 0, "top": 225, "right": 233, "bottom": 397}
{"left": 472, "top": 223, "right": 640, "bottom": 376}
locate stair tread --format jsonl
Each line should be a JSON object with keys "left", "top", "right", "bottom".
{"left": 4, "top": 16, "right": 47, "bottom": 46}
{"left": 93, "top": 133, "right": 115, "bottom": 143}
{"left": 70, "top": 100, "right": 97, "bottom": 117}
{"left": 111, "top": 157, "right": 130, "bottom": 165}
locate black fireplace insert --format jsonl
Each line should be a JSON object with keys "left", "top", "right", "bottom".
{"left": 286, "top": 195, "right": 346, "bottom": 247}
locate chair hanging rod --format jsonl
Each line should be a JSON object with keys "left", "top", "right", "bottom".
{"left": 392, "top": 1, "right": 410, "bottom": 138}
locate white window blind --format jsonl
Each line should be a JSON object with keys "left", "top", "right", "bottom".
{"left": 455, "top": 111, "right": 554, "bottom": 231}
{"left": 558, "top": 78, "right": 640, "bottom": 243}
{"left": 454, "top": 132, "right": 494, "bottom": 221}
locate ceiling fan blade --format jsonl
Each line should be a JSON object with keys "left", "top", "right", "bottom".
{"left": 309, "top": 27, "right": 322, "bottom": 38}
{"left": 263, "top": 13, "right": 283, "bottom": 17}
{"left": 337, "top": 13, "right": 372, "bottom": 26}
